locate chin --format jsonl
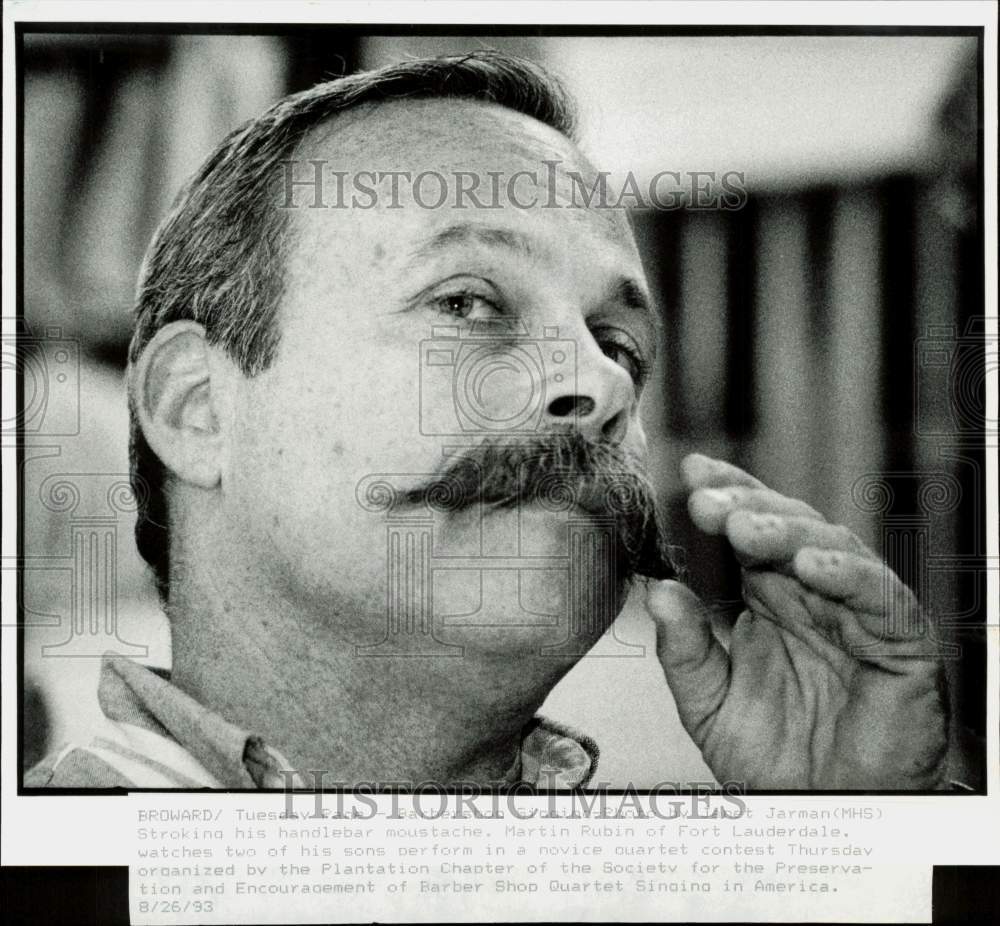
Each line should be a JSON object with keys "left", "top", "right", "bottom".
{"left": 425, "top": 505, "right": 629, "bottom": 659}
{"left": 337, "top": 503, "right": 629, "bottom": 659}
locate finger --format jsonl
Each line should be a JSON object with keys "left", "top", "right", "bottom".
{"left": 791, "top": 549, "right": 946, "bottom": 663}
{"left": 680, "top": 453, "right": 767, "bottom": 492}
{"left": 739, "top": 564, "right": 941, "bottom": 681}
{"left": 725, "top": 511, "right": 873, "bottom": 568}
{"left": 689, "top": 486, "right": 825, "bottom": 535}
{"left": 739, "top": 570, "right": 857, "bottom": 680}
{"left": 647, "top": 579, "right": 731, "bottom": 742}
{"left": 792, "top": 547, "right": 919, "bottom": 636}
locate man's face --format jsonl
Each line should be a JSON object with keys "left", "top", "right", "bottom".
{"left": 222, "top": 98, "right": 658, "bottom": 656}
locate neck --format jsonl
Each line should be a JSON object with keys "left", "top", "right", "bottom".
{"left": 166, "top": 564, "right": 576, "bottom": 786}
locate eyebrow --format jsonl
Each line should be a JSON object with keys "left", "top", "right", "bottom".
{"left": 410, "top": 221, "right": 660, "bottom": 329}
{"left": 608, "top": 276, "right": 662, "bottom": 359}
{"left": 614, "top": 276, "right": 654, "bottom": 319}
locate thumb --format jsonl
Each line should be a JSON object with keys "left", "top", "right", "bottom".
{"left": 646, "top": 579, "right": 731, "bottom": 743}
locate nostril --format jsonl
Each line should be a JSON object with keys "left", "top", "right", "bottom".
{"left": 548, "top": 395, "right": 596, "bottom": 419}
{"left": 602, "top": 411, "right": 627, "bottom": 445}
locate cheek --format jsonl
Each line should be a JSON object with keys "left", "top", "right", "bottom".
{"left": 223, "top": 364, "right": 433, "bottom": 553}
{"left": 230, "top": 376, "right": 349, "bottom": 513}
{"left": 222, "top": 393, "right": 376, "bottom": 589}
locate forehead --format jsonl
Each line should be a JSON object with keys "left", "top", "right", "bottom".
{"left": 285, "top": 97, "right": 641, "bottom": 269}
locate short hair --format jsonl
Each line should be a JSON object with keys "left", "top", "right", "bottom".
{"left": 127, "top": 50, "right": 577, "bottom": 600}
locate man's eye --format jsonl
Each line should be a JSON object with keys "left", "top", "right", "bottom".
{"left": 597, "top": 335, "right": 649, "bottom": 387}
{"left": 431, "top": 291, "right": 499, "bottom": 319}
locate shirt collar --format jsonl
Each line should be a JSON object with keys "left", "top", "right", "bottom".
{"left": 97, "top": 655, "right": 597, "bottom": 789}
{"left": 99, "top": 655, "right": 268, "bottom": 788}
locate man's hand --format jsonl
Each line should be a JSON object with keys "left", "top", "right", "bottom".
{"left": 647, "top": 453, "right": 950, "bottom": 790}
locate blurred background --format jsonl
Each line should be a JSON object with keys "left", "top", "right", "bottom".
{"left": 17, "top": 30, "right": 985, "bottom": 785}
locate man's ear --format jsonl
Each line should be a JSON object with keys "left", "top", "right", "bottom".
{"left": 130, "top": 321, "right": 226, "bottom": 489}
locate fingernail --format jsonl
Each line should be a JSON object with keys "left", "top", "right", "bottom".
{"left": 700, "top": 488, "right": 732, "bottom": 507}
{"left": 646, "top": 578, "right": 677, "bottom": 610}
{"left": 647, "top": 578, "right": 699, "bottom": 617}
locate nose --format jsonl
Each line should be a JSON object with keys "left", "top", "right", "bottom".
{"left": 543, "top": 345, "right": 634, "bottom": 445}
